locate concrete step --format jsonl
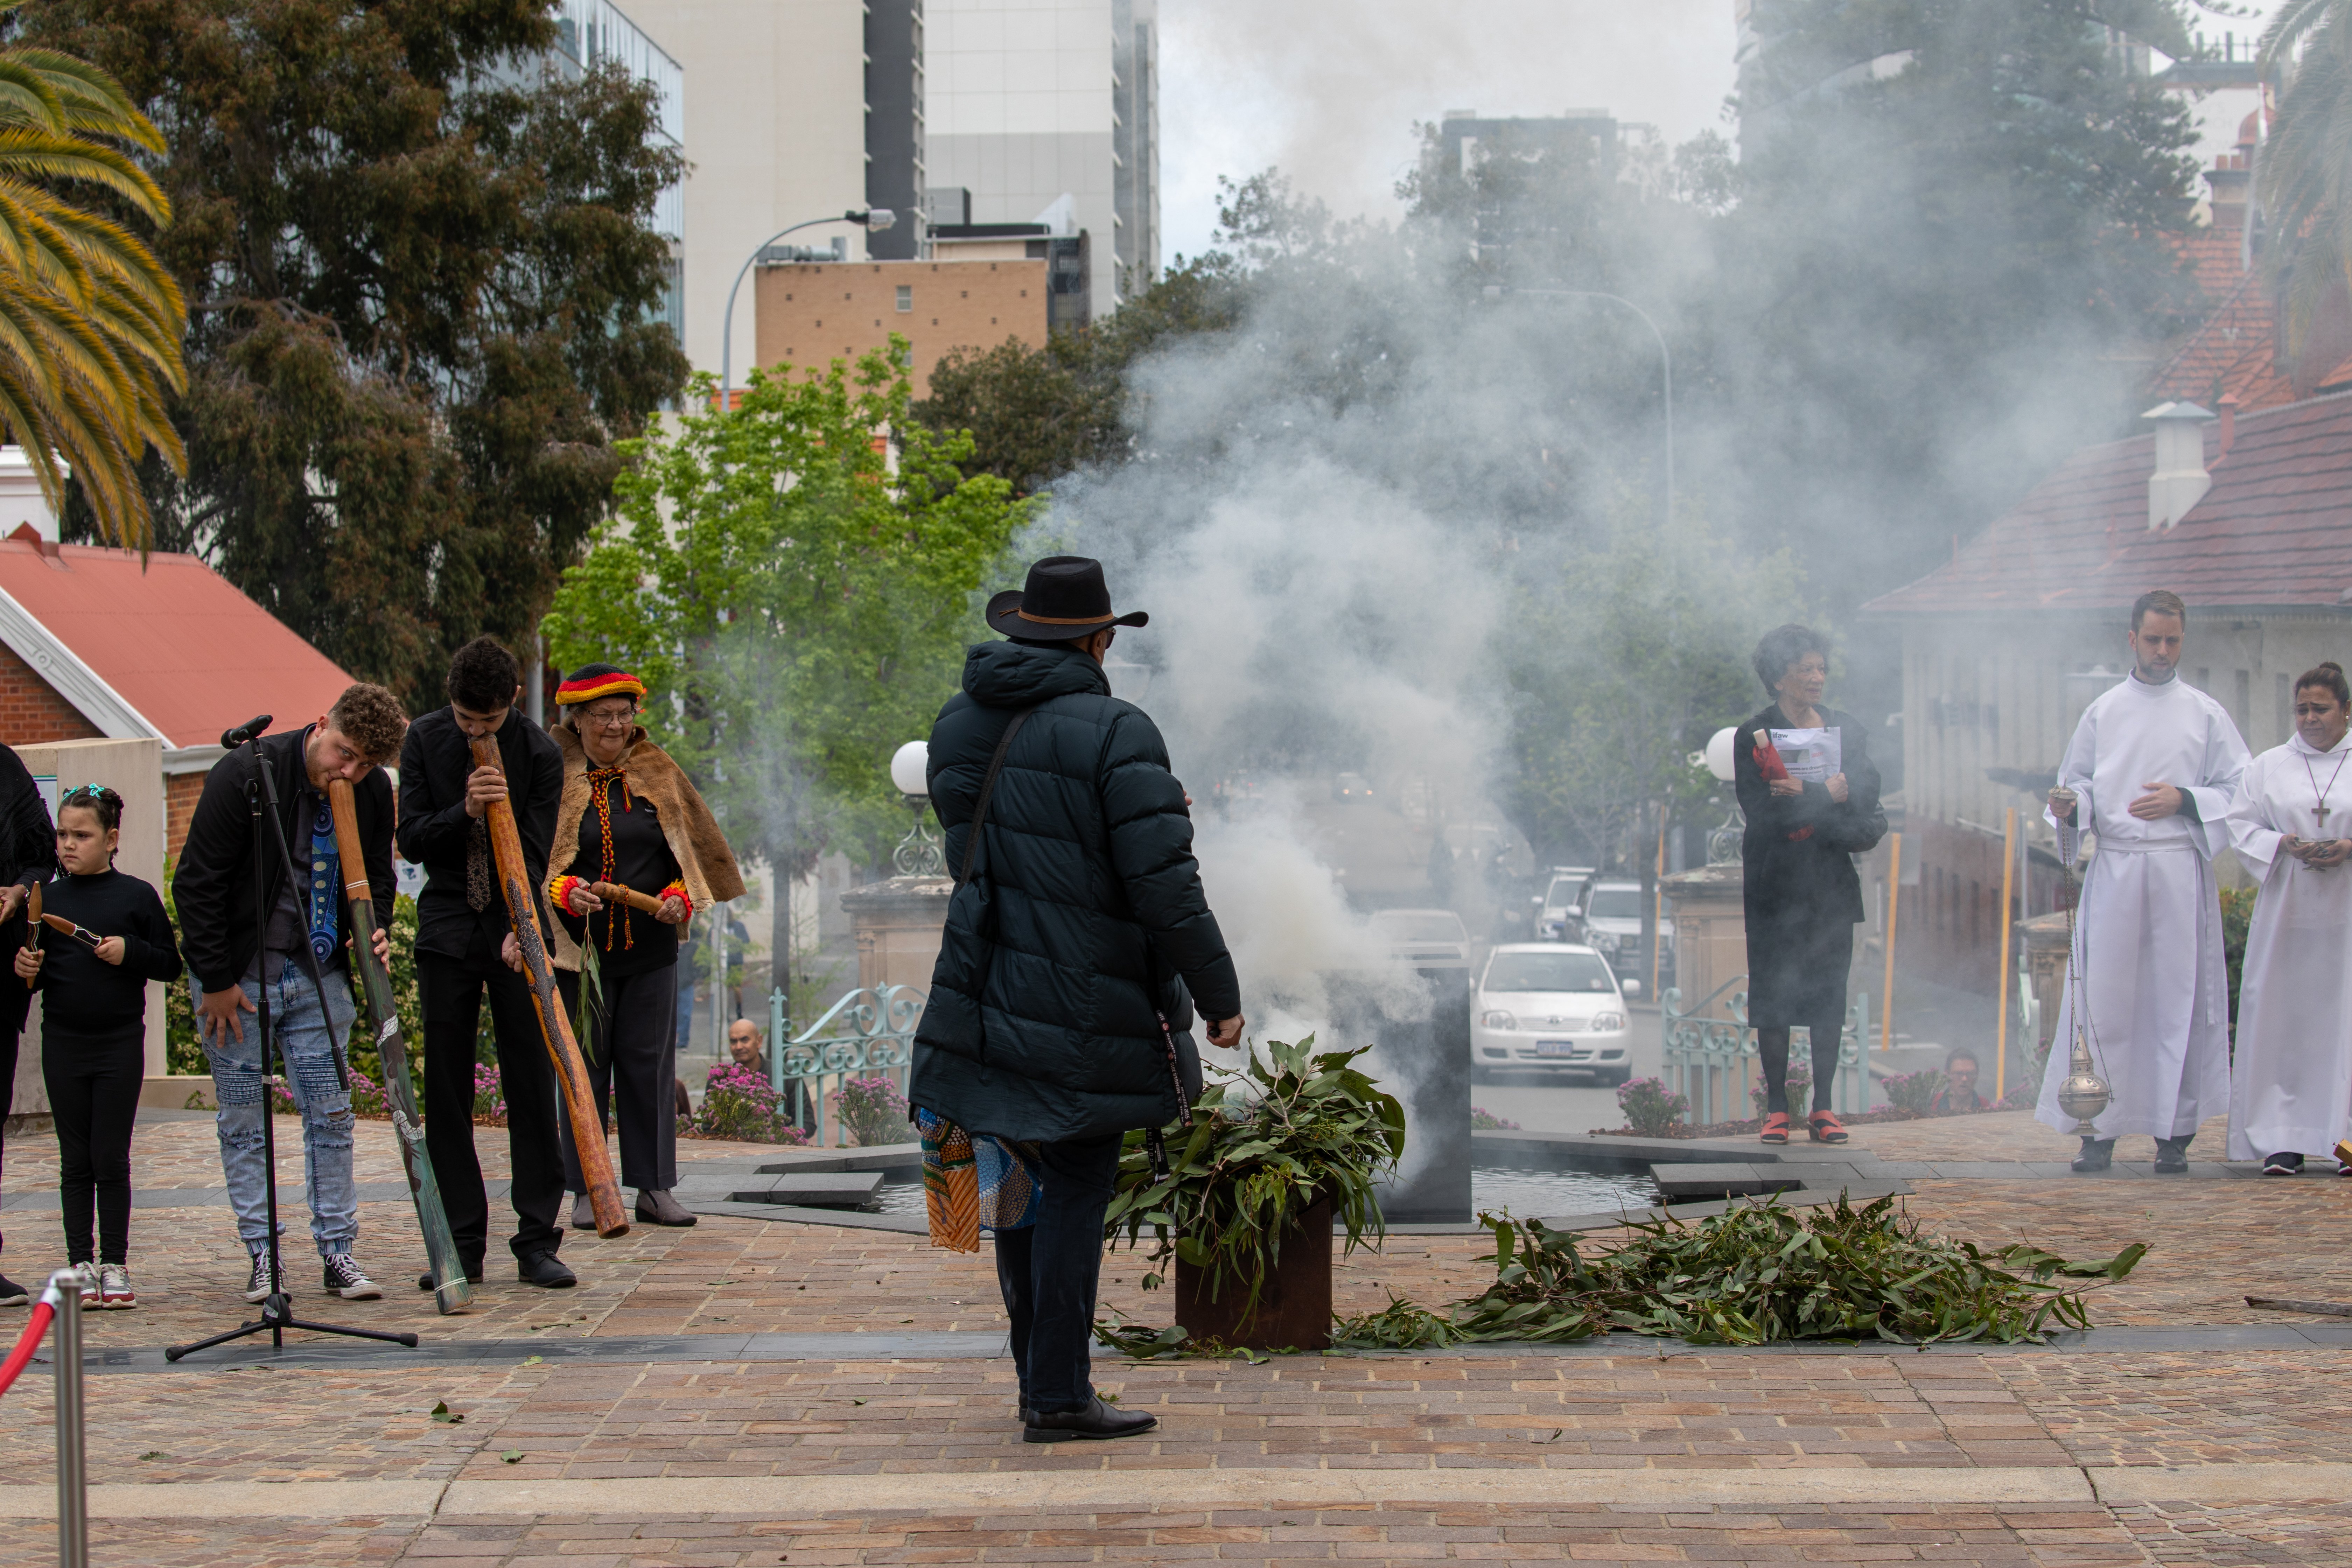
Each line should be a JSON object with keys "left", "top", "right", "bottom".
{"left": 679, "top": 1170, "right": 888, "bottom": 1208}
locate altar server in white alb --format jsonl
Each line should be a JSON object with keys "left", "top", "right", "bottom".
{"left": 2040, "top": 590, "right": 2250, "bottom": 1174}
{"left": 2225, "top": 660, "right": 2352, "bottom": 1175}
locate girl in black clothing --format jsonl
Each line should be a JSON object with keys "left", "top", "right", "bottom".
{"left": 12, "top": 785, "right": 183, "bottom": 1308}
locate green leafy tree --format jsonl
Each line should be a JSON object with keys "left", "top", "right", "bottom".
{"left": 23, "top": 0, "right": 688, "bottom": 707}
{"left": 1504, "top": 507, "right": 1804, "bottom": 962}
{"left": 913, "top": 249, "right": 1249, "bottom": 495}
{"left": 2259, "top": 0, "right": 2352, "bottom": 363}
{"left": 542, "top": 343, "right": 1035, "bottom": 1026}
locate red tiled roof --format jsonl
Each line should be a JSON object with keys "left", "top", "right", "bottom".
{"left": 1860, "top": 391, "right": 2352, "bottom": 617}
{"left": 2147, "top": 234, "right": 2352, "bottom": 410}
{"left": 0, "top": 538, "right": 355, "bottom": 748}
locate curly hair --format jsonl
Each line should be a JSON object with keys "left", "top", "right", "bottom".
{"left": 58, "top": 783, "right": 121, "bottom": 835}
{"left": 327, "top": 682, "right": 408, "bottom": 763}
{"left": 446, "top": 636, "right": 522, "bottom": 713}
{"left": 1751, "top": 623, "right": 1832, "bottom": 698}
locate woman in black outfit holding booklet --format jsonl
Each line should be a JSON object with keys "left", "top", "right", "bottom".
{"left": 1734, "top": 625, "right": 1883, "bottom": 1146}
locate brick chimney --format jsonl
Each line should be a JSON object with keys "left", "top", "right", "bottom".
{"left": 2143, "top": 401, "right": 2214, "bottom": 531}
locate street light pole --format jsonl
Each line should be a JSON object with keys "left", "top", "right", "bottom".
{"left": 1497, "top": 286, "right": 1673, "bottom": 528}
{"left": 720, "top": 208, "right": 898, "bottom": 407}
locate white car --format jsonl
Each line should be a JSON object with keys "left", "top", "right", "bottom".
{"left": 1471, "top": 943, "right": 1636, "bottom": 1085}
{"left": 1575, "top": 878, "right": 1674, "bottom": 970}
{"left": 1370, "top": 907, "right": 1470, "bottom": 966}
{"left": 1533, "top": 867, "right": 1593, "bottom": 940}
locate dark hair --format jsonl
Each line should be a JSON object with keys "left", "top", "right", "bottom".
{"left": 1752, "top": 623, "right": 1832, "bottom": 698}
{"left": 2296, "top": 660, "right": 2352, "bottom": 709}
{"left": 1944, "top": 1048, "right": 1978, "bottom": 1071}
{"left": 2130, "top": 590, "right": 2188, "bottom": 631}
{"left": 328, "top": 682, "right": 408, "bottom": 762}
{"left": 446, "top": 636, "right": 522, "bottom": 713}
{"left": 58, "top": 783, "right": 122, "bottom": 836}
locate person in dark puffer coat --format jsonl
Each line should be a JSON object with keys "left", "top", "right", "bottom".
{"left": 912, "top": 555, "right": 1245, "bottom": 1446}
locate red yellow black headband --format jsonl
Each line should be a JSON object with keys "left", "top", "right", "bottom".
{"left": 554, "top": 671, "right": 648, "bottom": 706}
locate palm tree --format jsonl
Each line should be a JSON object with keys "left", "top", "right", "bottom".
{"left": 2259, "top": 1, "right": 2352, "bottom": 363}
{"left": 0, "top": 13, "right": 185, "bottom": 548}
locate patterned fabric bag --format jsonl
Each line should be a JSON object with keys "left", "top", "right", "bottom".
{"left": 916, "top": 1107, "right": 1041, "bottom": 1250}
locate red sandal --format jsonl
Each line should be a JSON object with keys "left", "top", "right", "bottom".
{"left": 1808, "top": 1110, "right": 1849, "bottom": 1144}
{"left": 1759, "top": 1112, "right": 1791, "bottom": 1145}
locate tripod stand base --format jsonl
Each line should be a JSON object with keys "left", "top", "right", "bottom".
{"left": 163, "top": 1292, "right": 420, "bottom": 1362}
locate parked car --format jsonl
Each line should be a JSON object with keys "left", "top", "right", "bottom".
{"left": 1533, "top": 866, "right": 1594, "bottom": 940}
{"left": 1332, "top": 771, "right": 1375, "bottom": 802}
{"left": 1370, "top": 907, "right": 1471, "bottom": 966}
{"left": 1470, "top": 943, "right": 1636, "bottom": 1084}
{"left": 1574, "top": 878, "right": 1673, "bottom": 972}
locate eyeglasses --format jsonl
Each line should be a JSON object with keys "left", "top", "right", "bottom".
{"left": 580, "top": 707, "right": 637, "bottom": 729}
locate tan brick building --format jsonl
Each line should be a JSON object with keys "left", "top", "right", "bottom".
{"left": 753, "top": 258, "right": 1053, "bottom": 396}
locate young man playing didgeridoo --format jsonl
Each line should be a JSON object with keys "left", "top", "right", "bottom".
{"left": 175, "top": 686, "right": 405, "bottom": 1303}
{"left": 397, "top": 638, "right": 574, "bottom": 1289}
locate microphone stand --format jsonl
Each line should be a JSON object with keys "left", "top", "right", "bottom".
{"left": 167, "top": 726, "right": 419, "bottom": 1362}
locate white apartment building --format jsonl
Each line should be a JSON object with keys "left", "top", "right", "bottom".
{"left": 925, "top": 0, "right": 1158, "bottom": 320}
{"left": 622, "top": 0, "right": 924, "bottom": 381}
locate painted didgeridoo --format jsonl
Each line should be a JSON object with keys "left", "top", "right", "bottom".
{"left": 467, "top": 735, "right": 629, "bottom": 1237}
{"left": 327, "top": 779, "right": 477, "bottom": 1313}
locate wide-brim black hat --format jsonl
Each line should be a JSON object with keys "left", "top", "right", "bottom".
{"left": 985, "top": 554, "right": 1149, "bottom": 641}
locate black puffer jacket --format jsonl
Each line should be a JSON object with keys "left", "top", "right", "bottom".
{"left": 911, "top": 639, "right": 1241, "bottom": 1143}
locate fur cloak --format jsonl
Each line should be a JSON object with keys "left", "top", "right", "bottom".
{"left": 547, "top": 723, "right": 747, "bottom": 972}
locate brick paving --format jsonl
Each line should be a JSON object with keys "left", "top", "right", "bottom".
{"left": 0, "top": 1114, "right": 2345, "bottom": 1564}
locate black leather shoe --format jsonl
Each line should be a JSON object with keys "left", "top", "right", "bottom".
{"left": 418, "top": 1266, "right": 486, "bottom": 1292}
{"left": 2154, "top": 1135, "right": 2192, "bottom": 1174}
{"left": 1023, "top": 1396, "right": 1156, "bottom": 1444}
{"left": 2071, "top": 1138, "right": 2115, "bottom": 1174}
{"left": 518, "top": 1250, "right": 577, "bottom": 1289}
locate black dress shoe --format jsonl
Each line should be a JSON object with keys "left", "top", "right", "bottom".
{"left": 1023, "top": 1396, "right": 1157, "bottom": 1444}
{"left": 518, "top": 1250, "right": 577, "bottom": 1289}
{"left": 418, "top": 1267, "right": 486, "bottom": 1292}
{"left": 2153, "top": 1135, "right": 2192, "bottom": 1174}
{"left": 2071, "top": 1137, "right": 2115, "bottom": 1174}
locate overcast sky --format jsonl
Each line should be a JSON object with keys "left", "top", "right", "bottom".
{"left": 1150, "top": 0, "right": 2282, "bottom": 263}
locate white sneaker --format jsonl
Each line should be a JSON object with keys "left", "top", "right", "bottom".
{"left": 243, "top": 1250, "right": 280, "bottom": 1304}
{"left": 95, "top": 1264, "right": 135, "bottom": 1310}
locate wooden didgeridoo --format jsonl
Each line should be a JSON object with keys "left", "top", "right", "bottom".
{"left": 327, "top": 780, "right": 477, "bottom": 1313}
{"left": 468, "top": 735, "right": 630, "bottom": 1237}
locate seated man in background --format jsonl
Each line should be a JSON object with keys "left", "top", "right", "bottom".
{"left": 1928, "top": 1048, "right": 1986, "bottom": 1116}
{"left": 727, "top": 1017, "right": 767, "bottom": 1077}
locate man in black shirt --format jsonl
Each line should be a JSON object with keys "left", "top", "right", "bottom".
{"left": 0, "top": 745, "right": 57, "bottom": 1306}
{"left": 174, "top": 685, "right": 406, "bottom": 1304}
{"left": 397, "top": 637, "right": 574, "bottom": 1289}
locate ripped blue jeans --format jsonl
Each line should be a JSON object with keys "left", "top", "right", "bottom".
{"left": 194, "top": 968, "right": 359, "bottom": 1257}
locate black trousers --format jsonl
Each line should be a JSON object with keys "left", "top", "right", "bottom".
{"left": 993, "top": 1133, "right": 1123, "bottom": 1414}
{"left": 43, "top": 1031, "right": 141, "bottom": 1266}
{"left": 0, "top": 928, "right": 28, "bottom": 1258}
{"left": 419, "top": 947, "right": 565, "bottom": 1266}
{"left": 556, "top": 961, "right": 679, "bottom": 1192}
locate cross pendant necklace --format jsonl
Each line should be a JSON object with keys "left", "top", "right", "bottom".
{"left": 2303, "top": 745, "right": 2351, "bottom": 833}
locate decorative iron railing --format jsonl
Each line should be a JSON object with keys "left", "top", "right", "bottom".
{"left": 1659, "top": 974, "right": 1869, "bottom": 1125}
{"left": 763, "top": 983, "right": 924, "bottom": 1146}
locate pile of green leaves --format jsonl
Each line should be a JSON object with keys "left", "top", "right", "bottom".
{"left": 1103, "top": 1036, "right": 1405, "bottom": 1325}
{"left": 1332, "top": 1196, "right": 2146, "bottom": 1350}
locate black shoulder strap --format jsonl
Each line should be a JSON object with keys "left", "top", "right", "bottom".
{"left": 958, "top": 708, "right": 1035, "bottom": 886}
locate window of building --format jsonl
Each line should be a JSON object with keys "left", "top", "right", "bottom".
{"left": 895, "top": 285, "right": 912, "bottom": 312}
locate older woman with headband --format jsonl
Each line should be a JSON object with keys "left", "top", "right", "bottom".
{"left": 545, "top": 664, "right": 746, "bottom": 1228}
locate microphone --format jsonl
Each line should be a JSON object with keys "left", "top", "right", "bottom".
{"left": 219, "top": 714, "right": 273, "bottom": 749}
